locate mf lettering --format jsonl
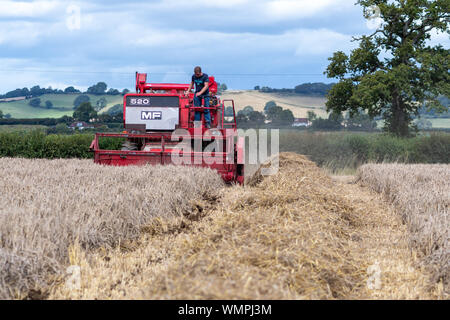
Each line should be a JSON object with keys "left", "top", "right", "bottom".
{"left": 141, "top": 111, "right": 162, "bottom": 120}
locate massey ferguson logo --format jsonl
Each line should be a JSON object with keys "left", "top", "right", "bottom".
{"left": 141, "top": 111, "right": 162, "bottom": 120}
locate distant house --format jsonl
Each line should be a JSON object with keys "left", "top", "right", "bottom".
{"left": 292, "top": 118, "right": 310, "bottom": 127}
{"left": 69, "top": 121, "right": 94, "bottom": 130}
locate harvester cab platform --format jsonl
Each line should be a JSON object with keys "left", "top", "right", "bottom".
{"left": 90, "top": 72, "right": 245, "bottom": 184}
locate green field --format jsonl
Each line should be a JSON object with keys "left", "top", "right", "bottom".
{"left": 377, "top": 118, "right": 450, "bottom": 129}
{"left": 0, "top": 125, "right": 48, "bottom": 132}
{"left": 0, "top": 94, "right": 123, "bottom": 118}
{"left": 277, "top": 130, "right": 450, "bottom": 173}
{"left": 428, "top": 118, "right": 450, "bottom": 129}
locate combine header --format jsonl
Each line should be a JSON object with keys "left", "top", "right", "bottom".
{"left": 90, "top": 72, "right": 245, "bottom": 184}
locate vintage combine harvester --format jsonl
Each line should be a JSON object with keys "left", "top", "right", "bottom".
{"left": 90, "top": 72, "right": 245, "bottom": 184}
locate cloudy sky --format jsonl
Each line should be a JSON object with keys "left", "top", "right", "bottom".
{"left": 0, "top": 0, "right": 448, "bottom": 92}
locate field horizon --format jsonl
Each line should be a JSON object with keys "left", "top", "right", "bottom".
{"left": 0, "top": 90, "right": 328, "bottom": 119}
{"left": 1, "top": 90, "right": 449, "bottom": 129}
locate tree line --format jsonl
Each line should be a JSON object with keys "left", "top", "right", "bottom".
{"left": 231, "top": 101, "right": 295, "bottom": 128}
{"left": 0, "top": 82, "right": 130, "bottom": 99}
{"left": 306, "top": 110, "right": 377, "bottom": 131}
{"left": 254, "top": 83, "right": 335, "bottom": 97}
{"left": 231, "top": 99, "right": 379, "bottom": 131}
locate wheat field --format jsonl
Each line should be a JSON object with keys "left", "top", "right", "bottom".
{"left": 49, "top": 153, "right": 444, "bottom": 300}
{"left": 220, "top": 90, "right": 328, "bottom": 118}
{"left": 358, "top": 164, "right": 450, "bottom": 294}
{"left": 0, "top": 158, "right": 223, "bottom": 299}
{"left": 1, "top": 155, "right": 447, "bottom": 300}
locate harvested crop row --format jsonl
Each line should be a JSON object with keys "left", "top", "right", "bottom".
{"left": 0, "top": 158, "right": 223, "bottom": 299}
{"left": 357, "top": 164, "right": 450, "bottom": 294}
{"left": 50, "top": 153, "right": 439, "bottom": 299}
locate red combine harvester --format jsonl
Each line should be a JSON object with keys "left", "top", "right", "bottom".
{"left": 90, "top": 72, "right": 245, "bottom": 184}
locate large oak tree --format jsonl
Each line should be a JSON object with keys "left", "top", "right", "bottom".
{"left": 325, "top": 0, "right": 449, "bottom": 136}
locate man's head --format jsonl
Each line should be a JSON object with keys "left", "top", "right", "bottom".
{"left": 194, "top": 66, "right": 202, "bottom": 77}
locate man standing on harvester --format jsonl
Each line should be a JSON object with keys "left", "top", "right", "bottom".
{"left": 186, "top": 66, "right": 211, "bottom": 128}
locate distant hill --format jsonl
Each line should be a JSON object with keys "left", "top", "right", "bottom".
{"left": 254, "top": 82, "right": 335, "bottom": 97}
{"left": 220, "top": 90, "right": 328, "bottom": 118}
{"left": 0, "top": 82, "right": 128, "bottom": 119}
{"left": 0, "top": 94, "right": 123, "bottom": 119}
{"left": 0, "top": 89, "right": 327, "bottom": 119}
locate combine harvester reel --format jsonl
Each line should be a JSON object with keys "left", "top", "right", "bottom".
{"left": 90, "top": 72, "right": 245, "bottom": 184}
